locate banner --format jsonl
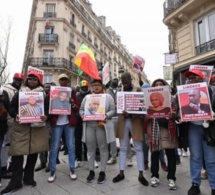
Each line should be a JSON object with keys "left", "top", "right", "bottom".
{"left": 177, "top": 82, "right": 213, "bottom": 121}
{"left": 83, "top": 94, "right": 106, "bottom": 121}
{"left": 19, "top": 92, "right": 44, "bottom": 123}
{"left": 102, "top": 62, "right": 110, "bottom": 85}
{"left": 143, "top": 86, "right": 171, "bottom": 118}
{"left": 117, "top": 92, "right": 146, "bottom": 114}
{"left": 49, "top": 86, "right": 71, "bottom": 115}
{"left": 132, "top": 55, "right": 145, "bottom": 74}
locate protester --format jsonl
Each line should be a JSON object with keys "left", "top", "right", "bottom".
{"left": 182, "top": 69, "right": 215, "bottom": 195}
{"left": 1, "top": 71, "right": 49, "bottom": 195}
{"left": 0, "top": 86, "right": 10, "bottom": 187}
{"left": 1, "top": 73, "right": 24, "bottom": 179}
{"left": 48, "top": 74, "right": 79, "bottom": 183}
{"left": 75, "top": 80, "right": 91, "bottom": 168}
{"left": 106, "top": 78, "right": 119, "bottom": 165}
{"left": 112, "top": 72, "right": 149, "bottom": 186}
{"left": 145, "top": 78, "right": 178, "bottom": 190}
{"left": 80, "top": 79, "right": 115, "bottom": 184}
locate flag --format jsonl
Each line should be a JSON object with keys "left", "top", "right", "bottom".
{"left": 74, "top": 43, "right": 100, "bottom": 80}
{"left": 77, "top": 68, "right": 83, "bottom": 76}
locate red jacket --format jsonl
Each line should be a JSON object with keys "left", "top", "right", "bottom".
{"left": 49, "top": 91, "right": 79, "bottom": 127}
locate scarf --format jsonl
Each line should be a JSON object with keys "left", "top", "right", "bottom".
{"left": 150, "top": 118, "right": 160, "bottom": 152}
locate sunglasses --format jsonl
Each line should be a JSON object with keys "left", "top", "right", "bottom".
{"left": 28, "top": 77, "right": 38, "bottom": 82}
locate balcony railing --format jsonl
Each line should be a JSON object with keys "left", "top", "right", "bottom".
{"left": 163, "top": 0, "right": 188, "bottom": 17}
{"left": 30, "top": 57, "right": 78, "bottom": 72}
{"left": 39, "top": 34, "right": 58, "bottom": 43}
{"left": 195, "top": 39, "right": 215, "bottom": 55}
{"left": 82, "top": 31, "right": 87, "bottom": 38}
{"left": 44, "top": 12, "right": 56, "bottom": 18}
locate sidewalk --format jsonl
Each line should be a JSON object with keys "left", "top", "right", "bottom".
{"left": 1, "top": 152, "right": 210, "bottom": 195}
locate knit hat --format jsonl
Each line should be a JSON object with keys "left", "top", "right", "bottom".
{"left": 13, "top": 73, "right": 25, "bottom": 80}
{"left": 142, "top": 83, "right": 150, "bottom": 88}
{"left": 58, "top": 74, "right": 69, "bottom": 80}
{"left": 80, "top": 80, "right": 89, "bottom": 87}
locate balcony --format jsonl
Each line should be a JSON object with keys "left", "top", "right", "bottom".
{"left": 44, "top": 12, "right": 56, "bottom": 18}
{"left": 38, "top": 34, "right": 58, "bottom": 47}
{"left": 87, "top": 37, "right": 92, "bottom": 43}
{"left": 70, "top": 20, "right": 76, "bottom": 28}
{"left": 163, "top": 0, "right": 188, "bottom": 17}
{"left": 30, "top": 57, "right": 78, "bottom": 72}
{"left": 195, "top": 39, "right": 215, "bottom": 55}
{"left": 94, "top": 43, "right": 98, "bottom": 49}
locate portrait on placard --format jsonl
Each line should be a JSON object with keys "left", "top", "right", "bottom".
{"left": 83, "top": 94, "right": 106, "bottom": 121}
{"left": 143, "top": 86, "right": 171, "bottom": 118}
{"left": 19, "top": 92, "right": 44, "bottom": 123}
{"left": 177, "top": 82, "right": 213, "bottom": 121}
{"left": 49, "top": 86, "right": 71, "bottom": 115}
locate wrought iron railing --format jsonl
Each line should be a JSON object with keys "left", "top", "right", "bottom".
{"left": 44, "top": 12, "right": 56, "bottom": 18}
{"left": 163, "top": 0, "right": 188, "bottom": 17}
{"left": 38, "top": 34, "right": 58, "bottom": 43}
{"left": 69, "top": 42, "right": 76, "bottom": 50}
{"left": 195, "top": 39, "right": 215, "bottom": 55}
{"left": 30, "top": 58, "right": 78, "bottom": 72}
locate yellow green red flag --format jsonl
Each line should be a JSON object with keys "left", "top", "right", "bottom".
{"left": 74, "top": 43, "right": 100, "bottom": 79}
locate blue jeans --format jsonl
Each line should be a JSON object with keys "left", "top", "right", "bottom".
{"left": 189, "top": 123, "right": 215, "bottom": 189}
{"left": 50, "top": 124, "right": 75, "bottom": 173}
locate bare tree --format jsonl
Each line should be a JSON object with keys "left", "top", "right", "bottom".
{"left": 0, "top": 18, "right": 12, "bottom": 84}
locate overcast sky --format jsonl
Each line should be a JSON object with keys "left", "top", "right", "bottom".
{"left": 0, "top": 0, "right": 169, "bottom": 82}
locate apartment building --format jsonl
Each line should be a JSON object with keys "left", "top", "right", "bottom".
{"left": 163, "top": 0, "right": 215, "bottom": 85}
{"left": 22, "top": 0, "right": 149, "bottom": 86}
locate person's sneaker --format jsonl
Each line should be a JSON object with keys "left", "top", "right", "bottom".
{"left": 94, "top": 160, "right": 99, "bottom": 168}
{"left": 48, "top": 172, "right": 56, "bottom": 183}
{"left": 182, "top": 150, "right": 188, "bottom": 157}
{"left": 144, "top": 163, "right": 149, "bottom": 170}
{"left": 86, "top": 170, "right": 95, "bottom": 183}
{"left": 23, "top": 179, "right": 37, "bottom": 187}
{"left": 126, "top": 158, "right": 133, "bottom": 167}
{"left": 70, "top": 171, "right": 77, "bottom": 180}
{"left": 201, "top": 170, "right": 208, "bottom": 180}
{"left": 188, "top": 183, "right": 200, "bottom": 195}
{"left": 35, "top": 163, "right": 46, "bottom": 172}
{"left": 168, "top": 179, "right": 176, "bottom": 190}
{"left": 178, "top": 148, "right": 182, "bottom": 156}
{"left": 97, "top": 171, "right": 106, "bottom": 184}
{"left": 151, "top": 177, "right": 159, "bottom": 187}
{"left": 112, "top": 174, "right": 125, "bottom": 183}
{"left": 138, "top": 176, "right": 149, "bottom": 186}
{"left": 107, "top": 157, "right": 117, "bottom": 165}
{"left": 161, "top": 163, "right": 168, "bottom": 172}
{"left": 75, "top": 160, "right": 83, "bottom": 168}
{"left": 0, "top": 183, "right": 2, "bottom": 188}
{"left": 1, "top": 182, "right": 22, "bottom": 195}
{"left": 212, "top": 189, "right": 215, "bottom": 195}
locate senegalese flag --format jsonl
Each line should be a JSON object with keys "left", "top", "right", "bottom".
{"left": 74, "top": 43, "right": 100, "bottom": 79}
{"left": 77, "top": 68, "right": 83, "bottom": 76}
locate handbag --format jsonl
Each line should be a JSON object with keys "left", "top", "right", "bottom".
{"left": 203, "top": 121, "right": 215, "bottom": 147}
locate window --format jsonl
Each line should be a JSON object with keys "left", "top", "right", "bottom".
{"left": 196, "top": 11, "right": 215, "bottom": 45}
{"left": 43, "top": 50, "right": 54, "bottom": 65}
{"left": 45, "top": 4, "right": 56, "bottom": 18}
{"left": 45, "top": 27, "right": 54, "bottom": 42}
{"left": 44, "top": 76, "right": 53, "bottom": 84}
{"left": 70, "top": 13, "right": 76, "bottom": 27}
{"left": 82, "top": 24, "right": 85, "bottom": 33}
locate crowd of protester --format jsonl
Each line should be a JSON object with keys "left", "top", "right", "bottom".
{"left": 0, "top": 70, "right": 214, "bottom": 195}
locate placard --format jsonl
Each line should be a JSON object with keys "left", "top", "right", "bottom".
{"left": 19, "top": 92, "right": 44, "bottom": 123}
{"left": 49, "top": 86, "right": 71, "bottom": 115}
{"left": 83, "top": 94, "right": 106, "bottom": 121}
{"left": 117, "top": 92, "right": 146, "bottom": 114}
{"left": 177, "top": 82, "right": 213, "bottom": 121}
{"left": 143, "top": 86, "right": 171, "bottom": 118}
